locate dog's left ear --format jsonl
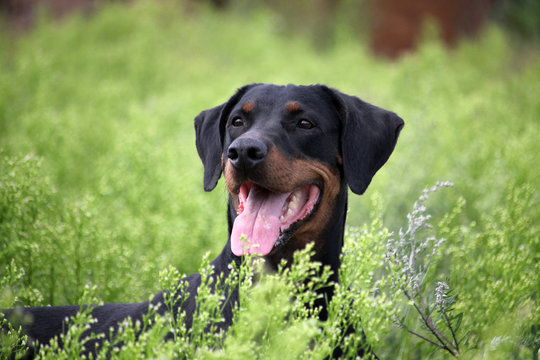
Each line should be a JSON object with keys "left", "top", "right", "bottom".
{"left": 322, "top": 86, "right": 404, "bottom": 195}
{"left": 194, "top": 84, "right": 261, "bottom": 191}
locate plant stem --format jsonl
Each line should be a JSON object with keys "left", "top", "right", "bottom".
{"left": 402, "top": 290, "right": 458, "bottom": 357}
{"left": 401, "top": 325, "right": 444, "bottom": 349}
{"left": 417, "top": 290, "right": 456, "bottom": 348}
{"left": 442, "top": 310, "right": 460, "bottom": 353}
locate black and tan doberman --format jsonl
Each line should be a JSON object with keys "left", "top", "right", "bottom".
{"left": 3, "top": 83, "right": 404, "bottom": 357}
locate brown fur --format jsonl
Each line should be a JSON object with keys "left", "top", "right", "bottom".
{"left": 241, "top": 101, "right": 255, "bottom": 113}
{"left": 286, "top": 101, "right": 301, "bottom": 113}
{"left": 224, "top": 146, "right": 341, "bottom": 263}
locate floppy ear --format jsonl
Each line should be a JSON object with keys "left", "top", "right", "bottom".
{"left": 194, "top": 104, "right": 225, "bottom": 191}
{"left": 323, "top": 87, "right": 404, "bottom": 195}
{"left": 194, "top": 84, "right": 261, "bottom": 191}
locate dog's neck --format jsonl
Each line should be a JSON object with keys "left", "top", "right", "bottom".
{"left": 205, "top": 184, "right": 348, "bottom": 323}
{"left": 316, "top": 181, "right": 349, "bottom": 284}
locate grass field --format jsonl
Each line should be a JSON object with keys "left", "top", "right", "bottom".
{"left": 0, "top": 1, "right": 538, "bottom": 358}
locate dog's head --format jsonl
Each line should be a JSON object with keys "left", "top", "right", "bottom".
{"left": 194, "top": 84, "right": 403, "bottom": 258}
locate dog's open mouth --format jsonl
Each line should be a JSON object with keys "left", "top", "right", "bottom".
{"left": 230, "top": 181, "right": 321, "bottom": 256}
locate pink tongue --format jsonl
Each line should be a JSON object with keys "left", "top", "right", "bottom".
{"left": 231, "top": 186, "right": 290, "bottom": 256}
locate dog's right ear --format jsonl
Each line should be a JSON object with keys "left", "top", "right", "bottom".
{"left": 194, "top": 84, "right": 261, "bottom": 191}
{"left": 194, "top": 104, "right": 225, "bottom": 191}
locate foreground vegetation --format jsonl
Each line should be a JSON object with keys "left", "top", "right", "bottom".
{"left": 0, "top": 1, "right": 538, "bottom": 358}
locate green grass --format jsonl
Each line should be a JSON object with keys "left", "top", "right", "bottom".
{"left": 0, "top": 1, "right": 538, "bottom": 358}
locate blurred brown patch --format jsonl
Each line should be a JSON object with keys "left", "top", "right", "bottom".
{"left": 0, "top": 0, "right": 109, "bottom": 31}
{"left": 370, "top": 0, "right": 493, "bottom": 59}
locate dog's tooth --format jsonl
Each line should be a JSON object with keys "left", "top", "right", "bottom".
{"left": 286, "top": 208, "right": 293, "bottom": 217}
{"left": 279, "top": 215, "right": 285, "bottom": 222}
{"left": 288, "top": 194, "right": 299, "bottom": 209}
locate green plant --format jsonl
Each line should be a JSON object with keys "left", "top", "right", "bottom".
{"left": 385, "top": 182, "right": 462, "bottom": 357}
{"left": 0, "top": 1, "right": 538, "bottom": 358}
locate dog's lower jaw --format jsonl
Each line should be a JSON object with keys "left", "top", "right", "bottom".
{"left": 228, "top": 178, "right": 348, "bottom": 273}
{"left": 222, "top": 177, "right": 348, "bottom": 330}
{"left": 229, "top": 182, "right": 321, "bottom": 257}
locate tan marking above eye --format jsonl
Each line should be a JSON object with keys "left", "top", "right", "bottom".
{"left": 286, "top": 101, "right": 301, "bottom": 113}
{"left": 241, "top": 102, "right": 255, "bottom": 112}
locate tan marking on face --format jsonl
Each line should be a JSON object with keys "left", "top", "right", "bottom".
{"left": 274, "top": 158, "right": 341, "bottom": 262}
{"left": 286, "top": 101, "right": 301, "bottom": 113}
{"left": 224, "top": 159, "right": 238, "bottom": 196}
{"left": 225, "top": 147, "right": 336, "bottom": 195}
{"left": 224, "top": 147, "right": 341, "bottom": 263}
{"left": 241, "top": 102, "right": 255, "bottom": 113}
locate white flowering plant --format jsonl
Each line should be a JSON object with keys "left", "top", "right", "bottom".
{"left": 384, "top": 182, "right": 463, "bottom": 357}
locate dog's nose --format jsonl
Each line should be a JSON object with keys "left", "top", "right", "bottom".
{"left": 227, "top": 138, "right": 268, "bottom": 171}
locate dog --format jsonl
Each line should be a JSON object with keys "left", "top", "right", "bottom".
{"left": 2, "top": 83, "right": 403, "bottom": 357}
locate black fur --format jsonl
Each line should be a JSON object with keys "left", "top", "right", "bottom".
{"left": 3, "top": 84, "right": 403, "bottom": 358}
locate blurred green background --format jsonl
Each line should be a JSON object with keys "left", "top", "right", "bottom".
{"left": 0, "top": 0, "right": 538, "bottom": 358}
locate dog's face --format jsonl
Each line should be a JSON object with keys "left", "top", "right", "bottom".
{"left": 222, "top": 85, "right": 343, "bottom": 256}
{"left": 195, "top": 84, "right": 403, "bottom": 258}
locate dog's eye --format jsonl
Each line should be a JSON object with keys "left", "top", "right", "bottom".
{"left": 297, "top": 119, "right": 314, "bottom": 130}
{"left": 231, "top": 117, "right": 244, "bottom": 127}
